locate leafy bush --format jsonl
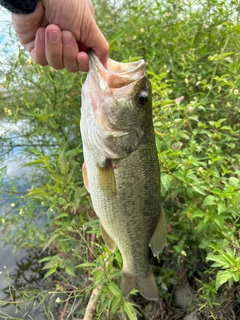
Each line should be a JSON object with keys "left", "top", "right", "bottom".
{"left": 1, "top": 0, "right": 240, "bottom": 319}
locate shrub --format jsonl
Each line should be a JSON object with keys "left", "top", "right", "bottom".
{"left": 0, "top": 1, "right": 239, "bottom": 319}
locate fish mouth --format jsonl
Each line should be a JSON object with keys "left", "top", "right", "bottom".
{"left": 82, "top": 51, "right": 148, "bottom": 159}
{"left": 88, "top": 50, "right": 146, "bottom": 96}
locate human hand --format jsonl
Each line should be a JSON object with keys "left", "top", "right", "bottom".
{"left": 32, "top": 24, "right": 91, "bottom": 72}
{"left": 11, "top": 0, "right": 109, "bottom": 72}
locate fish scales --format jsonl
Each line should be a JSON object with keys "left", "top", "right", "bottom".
{"left": 80, "top": 50, "right": 167, "bottom": 301}
{"left": 88, "top": 139, "right": 160, "bottom": 274}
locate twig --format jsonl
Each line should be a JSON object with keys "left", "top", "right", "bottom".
{"left": 69, "top": 296, "right": 84, "bottom": 316}
{"left": 83, "top": 287, "right": 100, "bottom": 320}
{"left": 53, "top": 280, "right": 78, "bottom": 291}
{"left": 85, "top": 233, "right": 96, "bottom": 287}
{"left": 59, "top": 299, "right": 69, "bottom": 320}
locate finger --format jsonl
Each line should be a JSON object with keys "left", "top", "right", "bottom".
{"left": 11, "top": 2, "right": 45, "bottom": 45}
{"left": 31, "top": 27, "right": 48, "bottom": 66}
{"left": 76, "top": 52, "right": 89, "bottom": 72}
{"left": 62, "top": 31, "right": 79, "bottom": 73}
{"left": 45, "top": 25, "right": 63, "bottom": 70}
{"left": 23, "top": 39, "right": 35, "bottom": 54}
{"left": 86, "top": 0, "right": 94, "bottom": 15}
{"left": 91, "top": 28, "right": 109, "bottom": 66}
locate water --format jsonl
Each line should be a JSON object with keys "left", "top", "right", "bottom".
{"left": 0, "top": 119, "right": 53, "bottom": 318}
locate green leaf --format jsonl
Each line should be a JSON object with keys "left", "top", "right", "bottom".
{"left": 220, "top": 250, "right": 238, "bottom": 266}
{"left": 189, "top": 209, "right": 205, "bottom": 220}
{"left": 123, "top": 301, "right": 137, "bottom": 320}
{"left": 39, "top": 256, "right": 55, "bottom": 263}
{"left": 217, "top": 202, "right": 226, "bottom": 214}
{"left": 42, "top": 232, "right": 61, "bottom": 251}
{"left": 173, "top": 245, "right": 181, "bottom": 254}
{"left": 109, "top": 28, "right": 129, "bottom": 44}
{"left": 192, "top": 185, "right": 206, "bottom": 195}
{"left": 161, "top": 173, "right": 173, "bottom": 193}
{"left": 174, "top": 172, "right": 186, "bottom": 183}
{"left": 65, "top": 266, "right": 76, "bottom": 277}
{"left": 229, "top": 177, "right": 239, "bottom": 186}
{"left": 43, "top": 267, "right": 56, "bottom": 279}
{"left": 110, "top": 297, "right": 121, "bottom": 314}
{"left": 77, "top": 262, "right": 96, "bottom": 268}
{"left": 108, "top": 281, "right": 122, "bottom": 298}
{"left": 206, "top": 250, "right": 237, "bottom": 269}
{"left": 23, "top": 159, "right": 46, "bottom": 166}
{"left": 215, "top": 270, "right": 234, "bottom": 290}
{"left": 55, "top": 212, "right": 69, "bottom": 219}
{"left": 27, "top": 188, "right": 48, "bottom": 196}
{"left": 203, "top": 195, "right": 216, "bottom": 206}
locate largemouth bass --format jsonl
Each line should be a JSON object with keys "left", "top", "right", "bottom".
{"left": 80, "top": 51, "right": 167, "bottom": 301}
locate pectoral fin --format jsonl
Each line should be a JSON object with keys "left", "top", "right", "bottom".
{"left": 150, "top": 204, "right": 167, "bottom": 256}
{"left": 82, "top": 162, "right": 89, "bottom": 192}
{"left": 100, "top": 222, "right": 116, "bottom": 251}
{"left": 97, "top": 159, "right": 116, "bottom": 196}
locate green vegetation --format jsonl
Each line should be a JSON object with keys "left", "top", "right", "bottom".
{"left": 0, "top": 0, "right": 239, "bottom": 319}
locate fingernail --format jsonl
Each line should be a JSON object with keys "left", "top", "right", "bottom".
{"left": 48, "top": 31, "right": 61, "bottom": 42}
{"left": 63, "top": 34, "right": 74, "bottom": 47}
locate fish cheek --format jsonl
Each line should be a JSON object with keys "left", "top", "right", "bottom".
{"left": 105, "top": 133, "right": 140, "bottom": 157}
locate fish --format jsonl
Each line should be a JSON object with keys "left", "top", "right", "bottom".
{"left": 80, "top": 50, "right": 167, "bottom": 301}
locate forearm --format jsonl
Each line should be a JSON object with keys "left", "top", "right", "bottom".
{"left": 0, "top": 0, "right": 39, "bottom": 13}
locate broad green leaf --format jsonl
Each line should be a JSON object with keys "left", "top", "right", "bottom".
{"left": 192, "top": 185, "right": 206, "bottom": 196}
{"left": 189, "top": 209, "right": 205, "bottom": 220}
{"left": 203, "top": 195, "right": 216, "bottom": 206}
{"left": 217, "top": 202, "right": 226, "bottom": 214}
{"left": 161, "top": 173, "right": 173, "bottom": 192}
{"left": 215, "top": 270, "right": 234, "bottom": 290}
{"left": 229, "top": 177, "right": 239, "bottom": 186}
{"left": 108, "top": 281, "right": 122, "bottom": 298}
{"left": 232, "top": 272, "right": 240, "bottom": 282}
{"left": 174, "top": 172, "right": 186, "bottom": 183}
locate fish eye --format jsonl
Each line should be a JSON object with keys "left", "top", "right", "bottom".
{"left": 136, "top": 91, "right": 148, "bottom": 107}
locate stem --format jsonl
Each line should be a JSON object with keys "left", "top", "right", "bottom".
{"left": 83, "top": 287, "right": 101, "bottom": 320}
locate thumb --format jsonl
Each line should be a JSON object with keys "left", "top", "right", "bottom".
{"left": 89, "top": 25, "right": 109, "bottom": 66}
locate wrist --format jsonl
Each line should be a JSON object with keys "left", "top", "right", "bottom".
{"left": 0, "top": 0, "right": 39, "bottom": 14}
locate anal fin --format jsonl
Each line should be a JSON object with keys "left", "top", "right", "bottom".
{"left": 150, "top": 204, "right": 167, "bottom": 256}
{"left": 100, "top": 222, "right": 116, "bottom": 251}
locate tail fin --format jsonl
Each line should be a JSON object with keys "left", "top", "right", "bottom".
{"left": 121, "top": 269, "right": 159, "bottom": 301}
